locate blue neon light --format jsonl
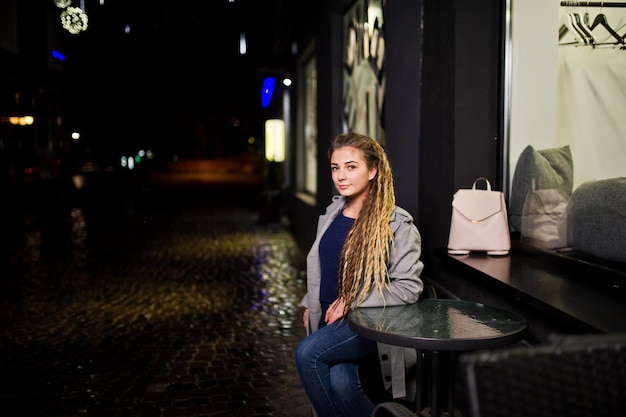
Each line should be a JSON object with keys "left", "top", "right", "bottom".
{"left": 261, "top": 77, "right": 276, "bottom": 109}
{"left": 52, "top": 50, "right": 65, "bottom": 61}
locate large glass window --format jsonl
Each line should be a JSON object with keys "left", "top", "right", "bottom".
{"left": 506, "top": 0, "right": 626, "bottom": 265}
{"left": 507, "top": 0, "right": 625, "bottom": 188}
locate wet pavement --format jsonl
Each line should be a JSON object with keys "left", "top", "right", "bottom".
{"left": 0, "top": 174, "right": 312, "bottom": 417}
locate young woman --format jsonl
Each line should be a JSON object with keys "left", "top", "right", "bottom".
{"left": 295, "top": 132, "right": 424, "bottom": 417}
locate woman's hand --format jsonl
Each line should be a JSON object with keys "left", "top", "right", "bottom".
{"left": 302, "top": 308, "right": 309, "bottom": 329}
{"left": 325, "top": 298, "right": 348, "bottom": 325}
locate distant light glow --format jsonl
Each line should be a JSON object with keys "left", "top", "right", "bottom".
{"left": 265, "top": 119, "right": 285, "bottom": 162}
{"left": 71, "top": 131, "right": 80, "bottom": 141}
{"left": 72, "top": 174, "right": 86, "bottom": 189}
{"left": 51, "top": 50, "right": 65, "bottom": 61}
{"left": 261, "top": 77, "right": 276, "bottom": 109}
{"left": 3, "top": 116, "right": 34, "bottom": 125}
{"left": 125, "top": 24, "right": 130, "bottom": 34}
{"left": 239, "top": 33, "right": 247, "bottom": 55}
{"left": 282, "top": 77, "right": 292, "bottom": 87}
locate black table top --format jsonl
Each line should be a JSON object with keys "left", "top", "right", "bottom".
{"left": 348, "top": 299, "right": 527, "bottom": 351}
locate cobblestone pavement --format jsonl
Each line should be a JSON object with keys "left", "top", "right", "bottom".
{"left": 0, "top": 177, "right": 312, "bottom": 417}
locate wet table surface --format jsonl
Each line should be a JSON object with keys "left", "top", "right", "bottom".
{"left": 349, "top": 299, "right": 527, "bottom": 417}
{"left": 349, "top": 299, "right": 527, "bottom": 351}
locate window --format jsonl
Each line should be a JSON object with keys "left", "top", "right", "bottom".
{"left": 300, "top": 54, "right": 317, "bottom": 197}
{"left": 342, "top": 0, "right": 385, "bottom": 140}
{"left": 505, "top": 0, "right": 626, "bottom": 267}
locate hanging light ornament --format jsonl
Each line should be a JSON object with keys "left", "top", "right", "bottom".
{"left": 60, "top": 4, "right": 88, "bottom": 34}
{"left": 54, "top": 0, "right": 72, "bottom": 8}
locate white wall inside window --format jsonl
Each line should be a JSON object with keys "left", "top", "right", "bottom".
{"left": 509, "top": 0, "right": 626, "bottom": 188}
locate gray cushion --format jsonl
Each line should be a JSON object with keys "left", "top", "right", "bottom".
{"left": 569, "top": 177, "right": 626, "bottom": 263}
{"left": 510, "top": 145, "right": 574, "bottom": 232}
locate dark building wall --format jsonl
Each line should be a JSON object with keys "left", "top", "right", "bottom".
{"left": 284, "top": 0, "right": 626, "bottom": 341}
{"left": 286, "top": 0, "right": 503, "bottom": 260}
{"left": 417, "top": 0, "right": 458, "bottom": 260}
{"left": 418, "top": 0, "right": 504, "bottom": 259}
{"left": 283, "top": 1, "right": 349, "bottom": 255}
{"left": 384, "top": 0, "right": 422, "bottom": 224}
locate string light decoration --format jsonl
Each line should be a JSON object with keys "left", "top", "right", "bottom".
{"left": 54, "top": 0, "right": 72, "bottom": 8}
{"left": 61, "top": 6, "right": 88, "bottom": 33}
{"left": 60, "top": 0, "right": 88, "bottom": 34}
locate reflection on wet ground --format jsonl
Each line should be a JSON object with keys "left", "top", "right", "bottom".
{"left": 0, "top": 177, "right": 311, "bottom": 417}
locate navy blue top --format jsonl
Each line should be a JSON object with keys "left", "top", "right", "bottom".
{"left": 318, "top": 210, "right": 354, "bottom": 326}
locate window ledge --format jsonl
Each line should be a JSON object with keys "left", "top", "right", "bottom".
{"left": 441, "top": 243, "right": 626, "bottom": 334}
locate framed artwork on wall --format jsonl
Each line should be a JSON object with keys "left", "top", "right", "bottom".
{"left": 342, "top": 0, "right": 386, "bottom": 142}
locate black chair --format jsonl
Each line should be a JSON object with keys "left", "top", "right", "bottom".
{"left": 372, "top": 401, "right": 416, "bottom": 417}
{"left": 457, "top": 333, "right": 626, "bottom": 417}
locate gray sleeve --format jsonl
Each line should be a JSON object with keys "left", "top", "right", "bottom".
{"left": 359, "top": 214, "right": 424, "bottom": 307}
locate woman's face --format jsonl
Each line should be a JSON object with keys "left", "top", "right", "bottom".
{"left": 330, "top": 146, "right": 377, "bottom": 200}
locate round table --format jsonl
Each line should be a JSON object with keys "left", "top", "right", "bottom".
{"left": 349, "top": 299, "right": 527, "bottom": 417}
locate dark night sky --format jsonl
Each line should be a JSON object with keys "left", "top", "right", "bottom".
{"left": 58, "top": 0, "right": 283, "bottom": 160}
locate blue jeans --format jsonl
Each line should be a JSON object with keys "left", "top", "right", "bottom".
{"left": 294, "top": 319, "right": 379, "bottom": 417}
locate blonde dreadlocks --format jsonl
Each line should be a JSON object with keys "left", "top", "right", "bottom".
{"left": 329, "top": 133, "right": 396, "bottom": 312}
